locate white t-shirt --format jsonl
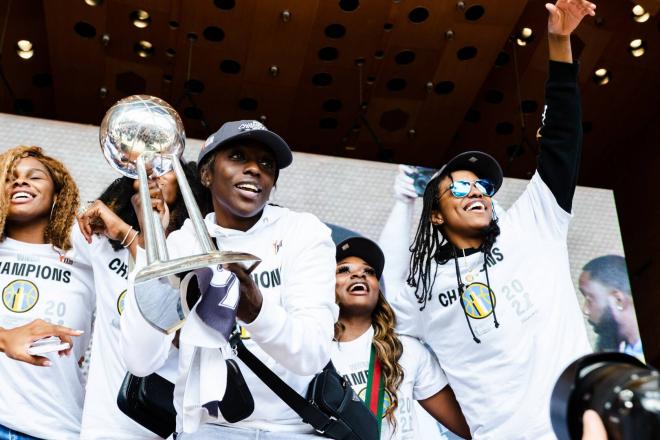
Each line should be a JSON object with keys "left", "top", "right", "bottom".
{"left": 0, "top": 237, "right": 94, "bottom": 439}
{"left": 391, "top": 173, "right": 592, "bottom": 440}
{"left": 331, "top": 326, "right": 448, "bottom": 440}
{"left": 120, "top": 205, "right": 339, "bottom": 433}
{"left": 71, "top": 227, "right": 158, "bottom": 440}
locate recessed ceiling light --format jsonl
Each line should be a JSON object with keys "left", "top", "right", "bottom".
{"left": 632, "top": 5, "right": 650, "bottom": 23}
{"left": 592, "top": 68, "right": 610, "bottom": 85}
{"left": 134, "top": 40, "right": 154, "bottom": 58}
{"left": 628, "top": 39, "right": 646, "bottom": 57}
{"left": 131, "top": 10, "right": 151, "bottom": 28}
{"left": 16, "top": 40, "right": 34, "bottom": 59}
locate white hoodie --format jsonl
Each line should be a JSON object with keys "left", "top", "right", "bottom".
{"left": 120, "top": 205, "right": 338, "bottom": 433}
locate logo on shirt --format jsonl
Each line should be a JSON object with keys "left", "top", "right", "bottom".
{"left": 461, "top": 283, "right": 496, "bottom": 319}
{"left": 358, "top": 387, "right": 393, "bottom": 417}
{"left": 272, "top": 240, "right": 282, "bottom": 254}
{"left": 117, "top": 289, "right": 127, "bottom": 315}
{"left": 2, "top": 280, "right": 39, "bottom": 313}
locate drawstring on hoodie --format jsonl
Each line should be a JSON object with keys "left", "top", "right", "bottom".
{"left": 452, "top": 246, "right": 499, "bottom": 343}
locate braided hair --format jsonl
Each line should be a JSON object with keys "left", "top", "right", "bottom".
{"left": 406, "top": 173, "right": 500, "bottom": 310}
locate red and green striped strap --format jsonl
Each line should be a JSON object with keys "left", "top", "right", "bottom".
{"left": 364, "top": 344, "right": 385, "bottom": 435}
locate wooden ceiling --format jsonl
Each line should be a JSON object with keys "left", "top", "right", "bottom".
{"left": 1, "top": 0, "right": 660, "bottom": 362}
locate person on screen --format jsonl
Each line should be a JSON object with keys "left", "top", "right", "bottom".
{"left": 387, "top": 2, "right": 597, "bottom": 438}
{"left": 579, "top": 255, "right": 643, "bottom": 361}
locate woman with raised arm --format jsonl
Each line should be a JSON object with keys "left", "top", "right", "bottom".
{"left": 389, "top": 2, "right": 597, "bottom": 439}
{"left": 0, "top": 146, "right": 93, "bottom": 439}
{"left": 75, "top": 163, "right": 210, "bottom": 440}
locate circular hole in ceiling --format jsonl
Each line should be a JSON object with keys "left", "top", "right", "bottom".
{"left": 168, "top": 20, "right": 179, "bottom": 29}
{"left": 408, "top": 7, "right": 429, "bottom": 23}
{"left": 379, "top": 108, "right": 409, "bottom": 132}
{"left": 320, "top": 117, "right": 339, "bottom": 129}
{"left": 165, "top": 48, "right": 176, "bottom": 57}
{"left": 434, "top": 80, "right": 455, "bottom": 95}
{"left": 32, "top": 73, "right": 52, "bottom": 88}
{"left": 325, "top": 23, "right": 346, "bottom": 39}
{"left": 318, "top": 47, "right": 339, "bottom": 61}
{"left": 395, "top": 50, "right": 415, "bottom": 65}
{"left": 74, "top": 21, "right": 96, "bottom": 38}
{"left": 184, "top": 79, "right": 205, "bottom": 94}
{"left": 339, "top": 0, "right": 359, "bottom": 12}
{"left": 366, "top": 75, "right": 376, "bottom": 84}
{"left": 485, "top": 89, "right": 504, "bottom": 104}
{"left": 457, "top": 46, "right": 477, "bottom": 61}
{"left": 163, "top": 74, "right": 173, "bottom": 83}
{"left": 312, "top": 72, "right": 333, "bottom": 86}
{"left": 496, "top": 121, "right": 514, "bottom": 135}
{"left": 465, "top": 108, "right": 481, "bottom": 123}
{"left": 383, "top": 22, "right": 394, "bottom": 31}
{"left": 203, "top": 26, "right": 225, "bottom": 42}
{"left": 386, "top": 78, "right": 407, "bottom": 92}
{"left": 495, "top": 51, "right": 510, "bottom": 67}
{"left": 322, "top": 99, "right": 343, "bottom": 112}
{"left": 214, "top": 0, "right": 235, "bottom": 10}
{"left": 464, "top": 5, "right": 485, "bottom": 21}
{"left": 116, "top": 71, "right": 146, "bottom": 95}
{"left": 220, "top": 59, "right": 241, "bottom": 74}
{"left": 239, "top": 98, "right": 258, "bottom": 111}
{"left": 521, "top": 100, "right": 538, "bottom": 113}
{"left": 183, "top": 107, "right": 203, "bottom": 120}
{"left": 374, "top": 50, "right": 385, "bottom": 59}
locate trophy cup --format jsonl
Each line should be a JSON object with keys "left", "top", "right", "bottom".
{"left": 99, "top": 95, "right": 260, "bottom": 334}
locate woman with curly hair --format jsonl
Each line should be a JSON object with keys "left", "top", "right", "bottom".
{"left": 0, "top": 145, "right": 94, "bottom": 439}
{"left": 332, "top": 237, "right": 470, "bottom": 440}
{"left": 75, "top": 162, "right": 211, "bottom": 440}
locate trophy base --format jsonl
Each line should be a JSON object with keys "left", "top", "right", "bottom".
{"left": 133, "top": 251, "right": 261, "bottom": 334}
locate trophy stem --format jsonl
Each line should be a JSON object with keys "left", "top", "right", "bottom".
{"left": 170, "top": 155, "right": 217, "bottom": 254}
{"left": 137, "top": 153, "right": 169, "bottom": 264}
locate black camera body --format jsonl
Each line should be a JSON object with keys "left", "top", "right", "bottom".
{"left": 551, "top": 352, "right": 660, "bottom": 440}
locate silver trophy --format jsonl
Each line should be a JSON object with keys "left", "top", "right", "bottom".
{"left": 100, "top": 95, "right": 260, "bottom": 334}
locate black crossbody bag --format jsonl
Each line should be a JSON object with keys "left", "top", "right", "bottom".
{"left": 234, "top": 338, "right": 379, "bottom": 440}
{"left": 117, "top": 357, "right": 254, "bottom": 439}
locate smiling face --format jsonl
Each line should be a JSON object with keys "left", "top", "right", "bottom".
{"left": 335, "top": 256, "right": 381, "bottom": 318}
{"left": 5, "top": 156, "right": 56, "bottom": 225}
{"left": 201, "top": 140, "right": 277, "bottom": 231}
{"left": 431, "top": 170, "right": 493, "bottom": 241}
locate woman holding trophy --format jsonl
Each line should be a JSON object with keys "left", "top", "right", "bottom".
{"left": 118, "top": 119, "right": 338, "bottom": 438}
{"left": 0, "top": 146, "right": 94, "bottom": 439}
{"left": 74, "top": 161, "right": 211, "bottom": 439}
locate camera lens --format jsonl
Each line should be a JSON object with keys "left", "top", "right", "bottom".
{"left": 551, "top": 352, "right": 660, "bottom": 440}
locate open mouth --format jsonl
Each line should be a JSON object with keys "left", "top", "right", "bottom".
{"left": 235, "top": 182, "right": 261, "bottom": 194}
{"left": 11, "top": 191, "right": 35, "bottom": 201}
{"left": 464, "top": 200, "right": 486, "bottom": 212}
{"left": 348, "top": 282, "right": 369, "bottom": 294}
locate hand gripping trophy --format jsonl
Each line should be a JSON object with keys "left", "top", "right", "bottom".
{"left": 99, "top": 95, "right": 260, "bottom": 334}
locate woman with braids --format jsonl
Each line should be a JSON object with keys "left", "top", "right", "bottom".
{"left": 388, "top": 2, "right": 596, "bottom": 439}
{"left": 332, "top": 237, "right": 470, "bottom": 440}
{"left": 0, "top": 146, "right": 94, "bottom": 439}
{"left": 74, "top": 163, "right": 210, "bottom": 440}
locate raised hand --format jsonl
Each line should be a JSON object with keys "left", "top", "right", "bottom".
{"left": 77, "top": 199, "right": 131, "bottom": 244}
{"left": 546, "top": 0, "right": 596, "bottom": 36}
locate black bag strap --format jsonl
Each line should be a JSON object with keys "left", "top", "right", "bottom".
{"left": 234, "top": 338, "right": 353, "bottom": 439}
